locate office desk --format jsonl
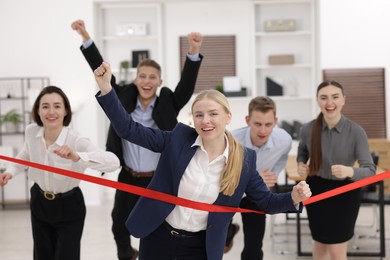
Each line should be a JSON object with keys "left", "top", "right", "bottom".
{"left": 285, "top": 156, "right": 386, "bottom": 258}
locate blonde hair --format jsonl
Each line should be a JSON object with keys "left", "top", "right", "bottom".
{"left": 192, "top": 90, "right": 244, "bottom": 196}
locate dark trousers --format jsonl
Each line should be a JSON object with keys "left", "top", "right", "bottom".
{"left": 225, "top": 198, "right": 265, "bottom": 260}
{"left": 111, "top": 169, "right": 152, "bottom": 259}
{"left": 30, "top": 184, "right": 86, "bottom": 260}
{"left": 238, "top": 184, "right": 291, "bottom": 260}
{"left": 139, "top": 223, "right": 207, "bottom": 260}
{"left": 240, "top": 197, "right": 265, "bottom": 260}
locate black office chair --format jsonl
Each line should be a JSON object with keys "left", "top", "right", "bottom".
{"left": 356, "top": 152, "right": 380, "bottom": 231}
{"left": 352, "top": 151, "right": 390, "bottom": 255}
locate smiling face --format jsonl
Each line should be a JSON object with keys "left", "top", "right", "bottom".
{"left": 38, "top": 93, "right": 68, "bottom": 130}
{"left": 246, "top": 110, "right": 277, "bottom": 147}
{"left": 317, "top": 84, "right": 345, "bottom": 122}
{"left": 192, "top": 97, "right": 231, "bottom": 144}
{"left": 134, "top": 65, "right": 162, "bottom": 103}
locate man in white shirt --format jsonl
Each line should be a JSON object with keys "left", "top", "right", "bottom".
{"left": 225, "top": 96, "right": 292, "bottom": 260}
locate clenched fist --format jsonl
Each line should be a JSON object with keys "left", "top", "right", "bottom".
{"left": 187, "top": 32, "right": 203, "bottom": 55}
{"left": 291, "top": 181, "right": 312, "bottom": 205}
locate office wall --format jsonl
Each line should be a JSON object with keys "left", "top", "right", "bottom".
{"left": 1, "top": 0, "right": 389, "bottom": 142}
{"left": 319, "top": 0, "right": 390, "bottom": 137}
{"left": 0, "top": 0, "right": 97, "bottom": 141}
{"left": 0, "top": 0, "right": 389, "bottom": 204}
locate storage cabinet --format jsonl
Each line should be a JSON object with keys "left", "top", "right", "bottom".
{"left": 252, "top": 0, "right": 318, "bottom": 123}
{"left": 92, "top": 2, "right": 164, "bottom": 153}
{"left": 93, "top": 2, "right": 163, "bottom": 84}
{"left": 0, "top": 77, "right": 49, "bottom": 208}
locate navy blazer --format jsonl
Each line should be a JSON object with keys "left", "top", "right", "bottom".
{"left": 96, "top": 90, "right": 302, "bottom": 260}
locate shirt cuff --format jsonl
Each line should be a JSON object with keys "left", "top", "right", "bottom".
{"left": 82, "top": 39, "right": 93, "bottom": 50}
{"left": 5, "top": 166, "right": 18, "bottom": 177}
{"left": 186, "top": 52, "right": 200, "bottom": 62}
{"left": 77, "top": 152, "right": 90, "bottom": 163}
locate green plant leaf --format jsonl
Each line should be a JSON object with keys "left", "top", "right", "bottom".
{"left": 0, "top": 109, "right": 22, "bottom": 124}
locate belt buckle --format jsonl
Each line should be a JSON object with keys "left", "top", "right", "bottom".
{"left": 43, "top": 191, "right": 56, "bottom": 200}
{"left": 170, "top": 230, "right": 180, "bottom": 237}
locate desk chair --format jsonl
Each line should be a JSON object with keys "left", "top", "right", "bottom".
{"left": 351, "top": 180, "right": 388, "bottom": 257}
{"left": 352, "top": 152, "right": 389, "bottom": 255}
{"left": 355, "top": 152, "right": 380, "bottom": 230}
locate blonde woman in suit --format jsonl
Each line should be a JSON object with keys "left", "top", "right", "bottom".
{"left": 93, "top": 61, "right": 312, "bottom": 260}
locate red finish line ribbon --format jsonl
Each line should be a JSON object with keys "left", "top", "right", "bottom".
{"left": 1, "top": 154, "right": 389, "bottom": 211}
{"left": 0, "top": 154, "right": 263, "bottom": 214}
{"left": 303, "top": 170, "right": 390, "bottom": 206}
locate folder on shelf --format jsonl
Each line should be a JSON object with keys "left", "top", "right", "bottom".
{"left": 266, "top": 77, "right": 283, "bottom": 96}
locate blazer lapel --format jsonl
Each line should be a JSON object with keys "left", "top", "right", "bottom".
{"left": 171, "top": 135, "right": 198, "bottom": 194}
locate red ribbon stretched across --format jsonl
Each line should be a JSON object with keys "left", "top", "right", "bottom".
{"left": 0, "top": 154, "right": 263, "bottom": 214}
{"left": 303, "top": 170, "right": 390, "bottom": 205}
{"left": 1, "top": 154, "right": 389, "bottom": 211}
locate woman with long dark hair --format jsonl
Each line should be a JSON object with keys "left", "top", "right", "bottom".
{"left": 297, "top": 80, "right": 376, "bottom": 259}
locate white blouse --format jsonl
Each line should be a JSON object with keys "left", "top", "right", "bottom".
{"left": 6, "top": 123, "right": 120, "bottom": 193}
{"left": 165, "top": 135, "right": 229, "bottom": 232}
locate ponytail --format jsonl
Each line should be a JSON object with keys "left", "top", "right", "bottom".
{"left": 220, "top": 131, "right": 244, "bottom": 196}
{"left": 309, "top": 113, "right": 323, "bottom": 176}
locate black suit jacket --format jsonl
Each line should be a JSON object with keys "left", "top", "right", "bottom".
{"left": 80, "top": 42, "right": 203, "bottom": 166}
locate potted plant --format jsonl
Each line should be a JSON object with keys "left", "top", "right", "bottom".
{"left": 215, "top": 81, "right": 224, "bottom": 93}
{"left": 0, "top": 109, "right": 22, "bottom": 133}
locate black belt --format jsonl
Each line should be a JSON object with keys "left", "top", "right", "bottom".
{"left": 122, "top": 165, "right": 154, "bottom": 178}
{"left": 163, "top": 221, "right": 206, "bottom": 239}
{"left": 34, "top": 183, "right": 77, "bottom": 200}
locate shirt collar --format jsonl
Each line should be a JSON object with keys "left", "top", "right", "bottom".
{"left": 192, "top": 134, "right": 229, "bottom": 163}
{"left": 36, "top": 126, "right": 69, "bottom": 146}
{"left": 322, "top": 114, "right": 346, "bottom": 133}
{"left": 136, "top": 96, "right": 157, "bottom": 109}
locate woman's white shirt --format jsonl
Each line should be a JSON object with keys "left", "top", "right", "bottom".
{"left": 165, "top": 135, "right": 229, "bottom": 232}
{"left": 6, "top": 123, "right": 120, "bottom": 193}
